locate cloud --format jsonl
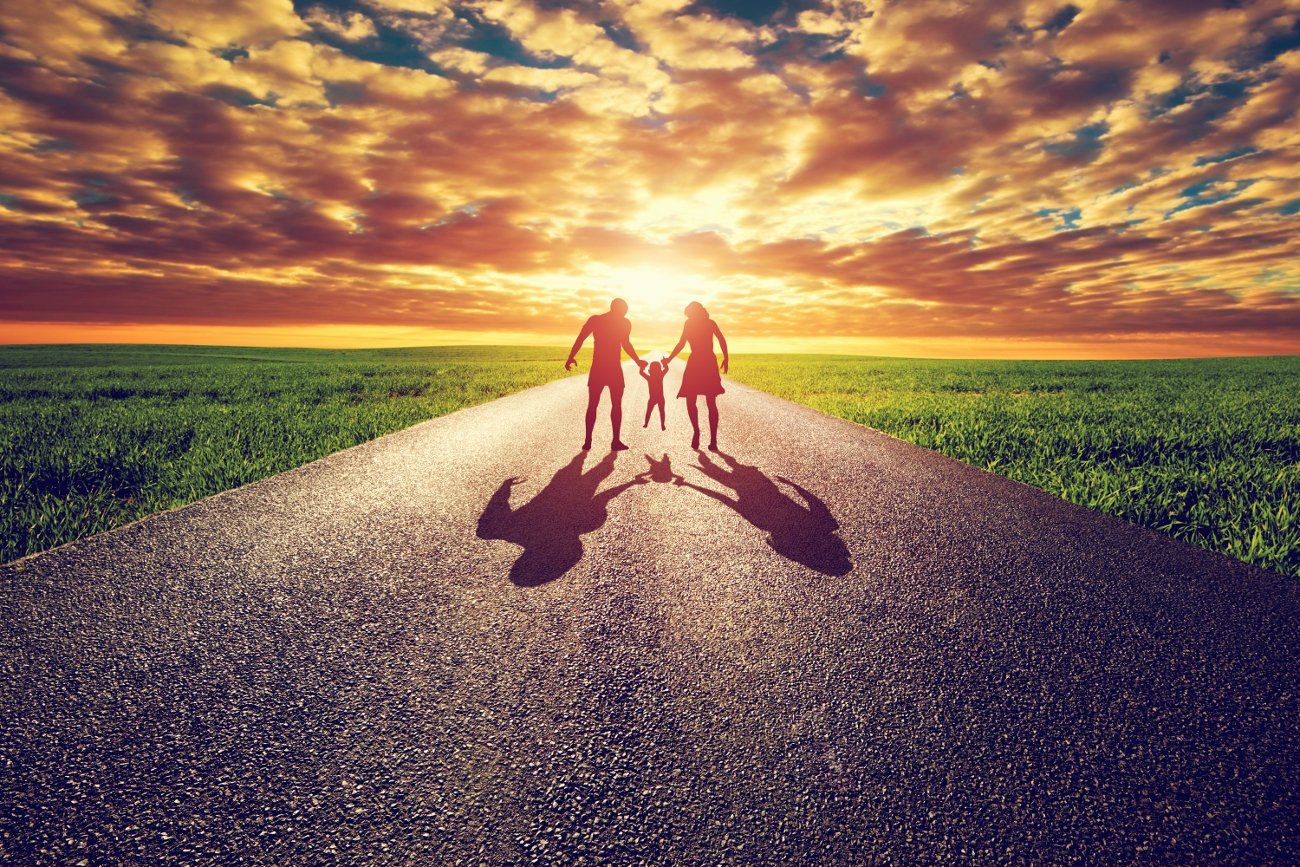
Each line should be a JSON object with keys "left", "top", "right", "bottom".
{"left": 0, "top": 0, "right": 1297, "bottom": 354}
{"left": 303, "top": 6, "right": 379, "bottom": 42}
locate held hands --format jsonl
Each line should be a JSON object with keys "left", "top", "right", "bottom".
{"left": 721, "top": 358, "right": 729, "bottom": 373}
{"left": 636, "top": 358, "right": 648, "bottom": 370}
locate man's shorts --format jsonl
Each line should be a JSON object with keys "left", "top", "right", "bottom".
{"left": 588, "top": 375, "right": 624, "bottom": 398}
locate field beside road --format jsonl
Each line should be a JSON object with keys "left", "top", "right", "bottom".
{"left": 3, "top": 346, "right": 1297, "bottom": 576}
{"left": 729, "top": 355, "right": 1299, "bottom": 577}
{"left": 0, "top": 345, "right": 570, "bottom": 563}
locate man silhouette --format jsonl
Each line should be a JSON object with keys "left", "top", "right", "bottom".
{"left": 565, "top": 298, "right": 646, "bottom": 451}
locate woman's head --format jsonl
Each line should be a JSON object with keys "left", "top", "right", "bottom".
{"left": 684, "top": 301, "right": 709, "bottom": 320}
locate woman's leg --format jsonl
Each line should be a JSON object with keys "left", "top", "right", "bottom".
{"left": 706, "top": 395, "right": 719, "bottom": 450}
{"left": 686, "top": 397, "right": 701, "bottom": 449}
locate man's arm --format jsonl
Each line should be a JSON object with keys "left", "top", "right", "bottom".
{"left": 621, "top": 320, "right": 646, "bottom": 369}
{"left": 565, "top": 317, "right": 594, "bottom": 370}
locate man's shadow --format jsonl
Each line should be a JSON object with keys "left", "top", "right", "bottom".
{"left": 678, "top": 452, "right": 853, "bottom": 576}
{"left": 476, "top": 452, "right": 644, "bottom": 587}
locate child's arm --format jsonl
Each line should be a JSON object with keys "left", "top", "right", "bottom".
{"left": 639, "top": 366, "right": 650, "bottom": 380}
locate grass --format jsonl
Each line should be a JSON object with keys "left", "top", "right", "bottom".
{"left": 728, "top": 355, "right": 1299, "bottom": 578}
{"left": 2, "top": 346, "right": 1296, "bottom": 578}
{"left": 0, "top": 345, "right": 571, "bottom": 563}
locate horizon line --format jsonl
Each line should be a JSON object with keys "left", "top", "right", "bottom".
{"left": 2, "top": 341, "right": 1296, "bottom": 364}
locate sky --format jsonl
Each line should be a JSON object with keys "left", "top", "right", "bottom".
{"left": 1, "top": 0, "right": 1298, "bottom": 357}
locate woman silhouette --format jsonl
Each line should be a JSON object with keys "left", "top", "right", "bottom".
{"left": 666, "top": 301, "right": 729, "bottom": 451}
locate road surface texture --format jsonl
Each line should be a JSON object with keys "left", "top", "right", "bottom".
{"left": 2, "top": 365, "right": 1296, "bottom": 864}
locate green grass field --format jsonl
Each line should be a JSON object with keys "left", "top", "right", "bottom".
{"left": 0, "top": 345, "right": 571, "bottom": 563}
{"left": 2, "top": 346, "right": 1297, "bottom": 577}
{"left": 729, "top": 355, "right": 1299, "bottom": 578}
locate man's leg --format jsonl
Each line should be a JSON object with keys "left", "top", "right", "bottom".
{"left": 610, "top": 383, "right": 628, "bottom": 450}
{"left": 583, "top": 385, "right": 601, "bottom": 450}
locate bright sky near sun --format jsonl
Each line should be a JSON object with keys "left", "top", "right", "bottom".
{"left": 1, "top": 0, "right": 1298, "bottom": 356}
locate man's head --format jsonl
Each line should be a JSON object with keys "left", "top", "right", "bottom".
{"left": 610, "top": 298, "right": 628, "bottom": 317}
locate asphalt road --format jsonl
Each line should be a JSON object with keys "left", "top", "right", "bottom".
{"left": 2, "top": 365, "right": 1296, "bottom": 864}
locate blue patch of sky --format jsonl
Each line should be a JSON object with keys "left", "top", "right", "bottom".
{"left": 72, "top": 190, "right": 115, "bottom": 207}
{"left": 686, "top": 0, "right": 821, "bottom": 25}
{"left": 596, "top": 19, "right": 640, "bottom": 52}
{"left": 1193, "top": 145, "right": 1257, "bottom": 165}
{"left": 1037, "top": 207, "right": 1081, "bottom": 231}
{"left": 32, "top": 138, "right": 75, "bottom": 153}
{"left": 323, "top": 80, "right": 367, "bottom": 107}
{"left": 1149, "top": 75, "right": 1249, "bottom": 123}
{"left": 1042, "top": 121, "right": 1107, "bottom": 162}
{"left": 1164, "top": 177, "right": 1257, "bottom": 219}
{"left": 311, "top": 18, "right": 442, "bottom": 75}
{"left": 0, "top": 194, "right": 16, "bottom": 209}
{"left": 1042, "top": 4, "right": 1080, "bottom": 34}
{"left": 421, "top": 201, "right": 482, "bottom": 230}
{"left": 290, "top": 0, "right": 353, "bottom": 14}
{"left": 853, "top": 73, "right": 887, "bottom": 98}
{"left": 204, "top": 85, "right": 279, "bottom": 108}
{"left": 455, "top": 8, "right": 572, "bottom": 68}
{"left": 289, "top": 0, "right": 555, "bottom": 78}
{"left": 105, "top": 14, "right": 189, "bottom": 48}
{"left": 1234, "top": 17, "right": 1300, "bottom": 68}
{"left": 1279, "top": 198, "right": 1300, "bottom": 216}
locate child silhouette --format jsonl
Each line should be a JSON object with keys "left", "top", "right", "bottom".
{"left": 640, "top": 357, "right": 669, "bottom": 430}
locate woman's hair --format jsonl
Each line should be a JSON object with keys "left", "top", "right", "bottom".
{"left": 684, "top": 301, "right": 709, "bottom": 320}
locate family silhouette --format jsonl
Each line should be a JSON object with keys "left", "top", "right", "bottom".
{"left": 566, "top": 298, "right": 729, "bottom": 452}
{"left": 478, "top": 300, "right": 850, "bottom": 585}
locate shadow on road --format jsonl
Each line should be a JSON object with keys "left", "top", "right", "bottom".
{"left": 679, "top": 452, "right": 853, "bottom": 576}
{"left": 477, "top": 451, "right": 850, "bottom": 585}
{"left": 476, "top": 451, "right": 644, "bottom": 586}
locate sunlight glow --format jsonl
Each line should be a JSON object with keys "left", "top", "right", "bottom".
{"left": 602, "top": 264, "right": 701, "bottom": 316}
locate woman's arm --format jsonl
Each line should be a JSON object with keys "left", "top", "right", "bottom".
{"left": 666, "top": 325, "right": 688, "bottom": 364}
{"left": 714, "top": 321, "right": 729, "bottom": 373}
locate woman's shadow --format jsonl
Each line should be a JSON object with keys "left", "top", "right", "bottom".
{"left": 678, "top": 452, "right": 853, "bottom": 576}
{"left": 476, "top": 452, "right": 645, "bottom": 587}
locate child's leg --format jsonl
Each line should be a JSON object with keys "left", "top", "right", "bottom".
{"left": 657, "top": 398, "right": 666, "bottom": 429}
{"left": 644, "top": 399, "right": 653, "bottom": 427}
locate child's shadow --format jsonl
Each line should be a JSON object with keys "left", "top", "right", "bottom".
{"left": 678, "top": 452, "right": 852, "bottom": 576}
{"left": 476, "top": 452, "right": 644, "bottom": 586}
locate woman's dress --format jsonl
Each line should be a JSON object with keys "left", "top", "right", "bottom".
{"left": 677, "top": 319, "right": 725, "bottom": 399}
